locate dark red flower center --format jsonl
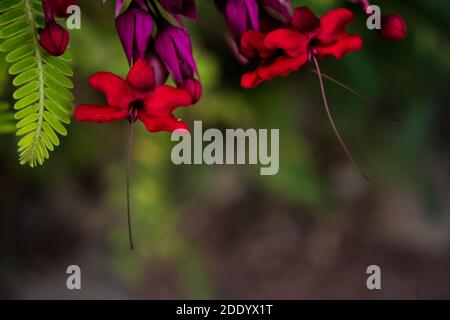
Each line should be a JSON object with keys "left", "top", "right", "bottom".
{"left": 128, "top": 99, "right": 144, "bottom": 123}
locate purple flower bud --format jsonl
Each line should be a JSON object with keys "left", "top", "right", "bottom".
{"left": 157, "top": 0, "right": 197, "bottom": 20}
{"left": 154, "top": 24, "right": 199, "bottom": 85}
{"left": 146, "top": 53, "right": 169, "bottom": 87}
{"left": 216, "top": 0, "right": 259, "bottom": 42}
{"left": 115, "top": 1, "right": 153, "bottom": 65}
{"left": 183, "top": 78, "right": 202, "bottom": 104}
{"left": 261, "top": 0, "right": 292, "bottom": 23}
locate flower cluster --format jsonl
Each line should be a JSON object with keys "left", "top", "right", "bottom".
{"left": 73, "top": 1, "right": 204, "bottom": 249}
{"left": 215, "top": 0, "right": 407, "bottom": 88}
{"left": 239, "top": 7, "right": 363, "bottom": 88}
{"left": 213, "top": 0, "right": 407, "bottom": 183}
{"left": 68, "top": 0, "right": 407, "bottom": 248}
{"left": 39, "top": 0, "right": 77, "bottom": 56}
{"left": 72, "top": 0, "right": 408, "bottom": 133}
{"left": 75, "top": 0, "right": 201, "bottom": 133}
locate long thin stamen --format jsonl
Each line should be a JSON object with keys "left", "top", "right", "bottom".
{"left": 310, "top": 68, "right": 398, "bottom": 124}
{"left": 311, "top": 54, "right": 369, "bottom": 182}
{"left": 127, "top": 121, "right": 135, "bottom": 250}
{"left": 309, "top": 68, "right": 371, "bottom": 105}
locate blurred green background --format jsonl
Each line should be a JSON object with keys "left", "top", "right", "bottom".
{"left": 0, "top": 0, "right": 449, "bottom": 299}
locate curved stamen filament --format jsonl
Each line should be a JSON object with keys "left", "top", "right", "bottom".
{"left": 309, "top": 68, "right": 371, "bottom": 106}
{"left": 127, "top": 121, "right": 135, "bottom": 250}
{"left": 311, "top": 53, "right": 370, "bottom": 182}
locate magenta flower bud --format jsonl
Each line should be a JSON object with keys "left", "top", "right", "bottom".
{"left": 154, "top": 24, "right": 199, "bottom": 86}
{"left": 183, "top": 78, "right": 202, "bottom": 104}
{"left": 115, "top": 1, "right": 154, "bottom": 65}
{"left": 379, "top": 14, "right": 407, "bottom": 41}
{"left": 39, "top": 22, "right": 70, "bottom": 56}
{"left": 157, "top": 0, "right": 197, "bottom": 20}
{"left": 146, "top": 53, "right": 169, "bottom": 88}
{"left": 215, "top": 0, "right": 259, "bottom": 42}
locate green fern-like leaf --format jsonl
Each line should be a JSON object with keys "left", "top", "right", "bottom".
{"left": 0, "top": 0, "right": 74, "bottom": 167}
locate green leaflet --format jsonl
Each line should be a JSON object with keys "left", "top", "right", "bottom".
{"left": 0, "top": 0, "right": 74, "bottom": 167}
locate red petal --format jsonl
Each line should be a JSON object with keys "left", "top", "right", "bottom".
{"left": 74, "top": 104, "right": 128, "bottom": 123}
{"left": 317, "top": 8, "right": 355, "bottom": 44}
{"left": 89, "top": 72, "right": 133, "bottom": 108}
{"left": 292, "top": 7, "right": 320, "bottom": 34}
{"left": 257, "top": 53, "right": 308, "bottom": 82}
{"left": 264, "top": 29, "right": 309, "bottom": 57}
{"left": 241, "top": 70, "right": 264, "bottom": 89}
{"left": 240, "top": 30, "right": 273, "bottom": 59}
{"left": 126, "top": 58, "right": 155, "bottom": 92}
{"left": 138, "top": 114, "right": 189, "bottom": 133}
{"left": 313, "top": 35, "right": 363, "bottom": 59}
{"left": 241, "top": 53, "right": 308, "bottom": 89}
{"left": 143, "top": 85, "right": 193, "bottom": 117}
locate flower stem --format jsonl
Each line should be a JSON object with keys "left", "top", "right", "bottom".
{"left": 127, "top": 121, "right": 135, "bottom": 250}
{"left": 311, "top": 54, "right": 370, "bottom": 182}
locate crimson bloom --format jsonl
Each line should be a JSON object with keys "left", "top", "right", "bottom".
{"left": 240, "top": 7, "right": 363, "bottom": 88}
{"left": 75, "top": 59, "right": 195, "bottom": 132}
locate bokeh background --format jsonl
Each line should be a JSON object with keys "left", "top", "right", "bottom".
{"left": 1, "top": 0, "right": 449, "bottom": 299}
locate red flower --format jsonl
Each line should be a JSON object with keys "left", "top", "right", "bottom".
{"left": 75, "top": 59, "right": 197, "bottom": 132}
{"left": 240, "top": 7, "right": 363, "bottom": 88}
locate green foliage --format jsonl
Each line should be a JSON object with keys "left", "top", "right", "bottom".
{"left": 0, "top": 0, "right": 74, "bottom": 167}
